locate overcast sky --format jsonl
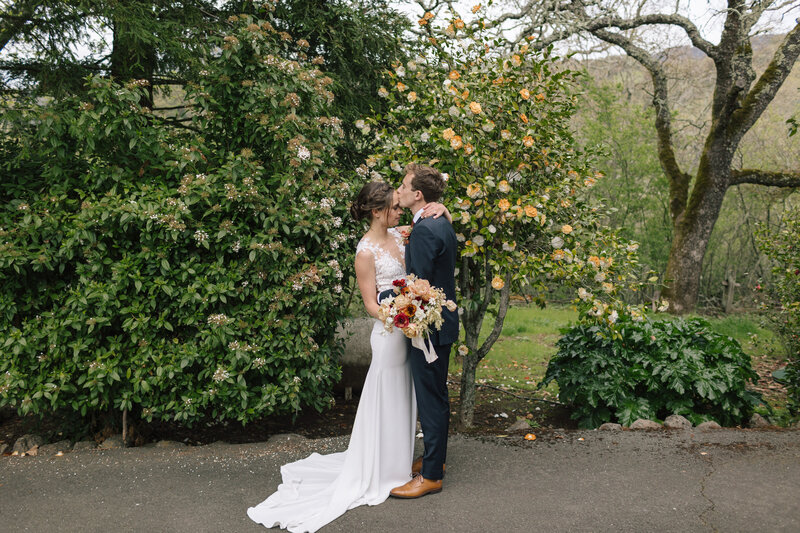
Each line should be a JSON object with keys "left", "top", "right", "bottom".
{"left": 4, "top": 1, "right": 798, "bottom": 62}
{"left": 392, "top": 0, "right": 800, "bottom": 51}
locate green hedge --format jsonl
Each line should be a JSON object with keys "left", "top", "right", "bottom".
{"left": 0, "top": 12, "right": 358, "bottom": 425}
{"left": 542, "top": 317, "right": 762, "bottom": 428}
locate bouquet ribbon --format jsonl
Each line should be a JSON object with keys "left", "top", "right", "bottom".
{"left": 412, "top": 334, "right": 438, "bottom": 363}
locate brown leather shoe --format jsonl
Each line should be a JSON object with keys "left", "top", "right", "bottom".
{"left": 390, "top": 475, "right": 442, "bottom": 499}
{"left": 411, "top": 456, "right": 446, "bottom": 475}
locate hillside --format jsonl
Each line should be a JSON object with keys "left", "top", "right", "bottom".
{"left": 572, "top": 33, "right": 800, "bottom": 173}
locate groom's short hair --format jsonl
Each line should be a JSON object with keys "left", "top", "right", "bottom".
{"left": 405, "top": 163, "right": 445, "bottom": 203}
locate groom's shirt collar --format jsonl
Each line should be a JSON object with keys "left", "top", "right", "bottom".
{"left": 412, "top": 207, "right": 425, "bottom": 224}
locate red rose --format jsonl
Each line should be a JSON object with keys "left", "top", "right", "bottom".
{"left": 393, "top": 313, "right": 410, "bottom": 329}
{"left": 393, "top": 279, "right": 407, "bottom": 287}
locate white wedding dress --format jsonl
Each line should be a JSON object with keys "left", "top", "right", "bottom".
{"left": 247, "top": 228, "right": 417, "bottom": 532}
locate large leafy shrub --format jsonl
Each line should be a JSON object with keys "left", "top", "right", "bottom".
{"left": 756, "top": 204, "right": 800, "bottom": 414}
{"left": 0, "top": 9, "right": 357, "bottom": 425}
{"left": 542, "top": 317, "right": 762, "bottom": 428}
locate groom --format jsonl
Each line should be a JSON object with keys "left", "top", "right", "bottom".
{"left": 381, "top": 163, "right": 459, "bottom": 498}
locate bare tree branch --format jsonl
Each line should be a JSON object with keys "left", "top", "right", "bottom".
{"left": 590, "top": 27, "right": 690, "bottom": 221}
{"left": 729, "top": 169, "right": 800, "bottom": 187}
{"left": 477, "top": 271, "right": 513, "bottom": 360}
{"left": 485, "top": 1, "right": 716, "bottom": 56}
{"left": 594, "top": 13, "right": 716, "bottom": 57}
{"left": 151, "top": 104, "right": 194, "bottom": 111}
{"left": 728, "top": 21, "right": 800, "bottom": 140}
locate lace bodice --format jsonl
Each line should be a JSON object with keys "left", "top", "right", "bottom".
{"left": 356, "top": 228, "right": 406, "bottom": 292}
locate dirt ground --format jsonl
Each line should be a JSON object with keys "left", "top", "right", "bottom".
{"left": 0, "top": 377, "right": 577, "bottom": 450}
{"left": 2, "top": 357, "right": 790, "bottom": 451}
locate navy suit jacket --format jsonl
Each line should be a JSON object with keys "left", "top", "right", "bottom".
{"left": 380, "top": 216, "right": 459, "bottom": 346}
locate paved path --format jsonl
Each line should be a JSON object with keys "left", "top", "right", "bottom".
{"left": 2, "top": 429, "right": 799, "bottom": 532}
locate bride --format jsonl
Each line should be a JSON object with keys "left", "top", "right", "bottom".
{"left": 247, "top": 181, "right": 451, "bottom": 532}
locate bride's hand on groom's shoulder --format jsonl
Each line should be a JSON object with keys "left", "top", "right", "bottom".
{"left": 421, "top": 202, "right": 452, "bottom": 223}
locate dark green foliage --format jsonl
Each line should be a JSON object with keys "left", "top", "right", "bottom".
{"left": 1, "top": 0, "right": 220, "bottom": 96}
{"left": 267, "top": 0, "right": 412, "bottom": 165}
{"left": 756, "top": 205, "right": 800, "bottom": 414}
{"left": 0, "top": 11, "right": 358, "bottom": 425}
{"left": 541, "top": 317, "right": 762, "bottom": 428}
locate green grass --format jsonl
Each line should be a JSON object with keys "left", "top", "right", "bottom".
{"left": 705, "top": 314, "right": 771, "bottom": 343}
{"left": 450, "top": 304, "right": 576, "bottom": 396}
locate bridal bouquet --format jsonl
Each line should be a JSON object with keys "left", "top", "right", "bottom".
{"left": 377, "top": 275, "right": 457, "bottom": 363}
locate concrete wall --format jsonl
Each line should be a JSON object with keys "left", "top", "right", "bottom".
{"left": 334, "top": 317, "right": 376, "bottom": 395}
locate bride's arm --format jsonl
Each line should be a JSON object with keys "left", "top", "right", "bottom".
{"left": 421, "top": 202, "right": 453, "bottom": 223}
{"left": 355, "top": 251, "right": 381, "bottom": 318}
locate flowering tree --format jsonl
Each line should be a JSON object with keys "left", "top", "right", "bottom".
{"left": 0, "top": 6, "right": 358, "bottom": 429}
{"left": 360, "top": 7, "right": 641, "bottom": 427}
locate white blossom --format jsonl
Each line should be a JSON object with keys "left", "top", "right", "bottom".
{"left": 212, "top": 367, "right": 230, "bottom": 382}
{"left": 207, "top": 314, "right": 229, "bottom": 326}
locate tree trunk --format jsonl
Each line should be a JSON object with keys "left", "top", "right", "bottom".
{"left": 457, "top": 353, "right": 478, "bottom": 429}
{"left": 662, "top": 152, "right": 730, "bottom": 313}
{"left": 455, "top": 274, "right": 512, "bottom": 428}
{"left": 110, "top": 12, "right": 155, "bottom": 107}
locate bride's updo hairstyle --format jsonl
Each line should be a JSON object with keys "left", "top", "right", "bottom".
{"left": 350, "top": 181, "right": 394, "bottom": 222}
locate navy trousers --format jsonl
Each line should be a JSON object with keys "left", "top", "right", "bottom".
{"left": 408, "top": 339, "right": 452, "bottom": 481}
